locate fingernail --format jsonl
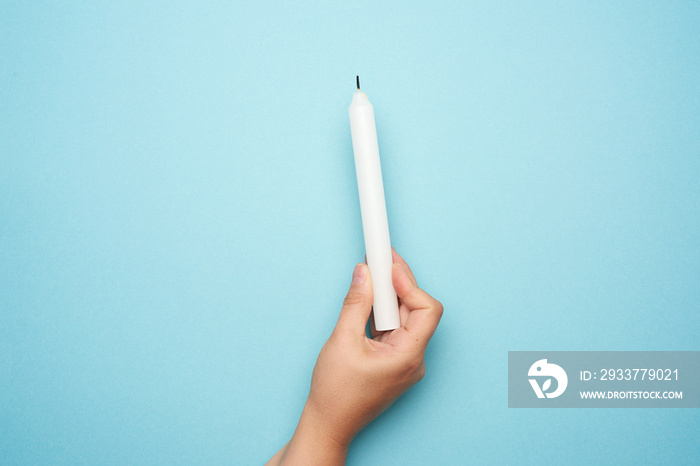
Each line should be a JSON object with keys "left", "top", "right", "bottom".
{"left": 352, "top": 263, "right": 365, "bottom": 284}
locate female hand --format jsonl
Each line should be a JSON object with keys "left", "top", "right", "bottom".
{"left": 268, "top": 249, "right": 443, "bottom": 465}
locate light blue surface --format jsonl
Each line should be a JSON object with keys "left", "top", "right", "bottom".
{"left": 1, "top": 1, "right": 699, "bottom": 464}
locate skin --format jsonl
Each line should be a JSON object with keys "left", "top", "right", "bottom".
{"left": 267, "top": 248, "right": 444, "bottom": 465}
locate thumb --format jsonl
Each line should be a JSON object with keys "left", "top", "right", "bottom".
{"left": 336, "top": 263, "right": 373, "bottom": 335}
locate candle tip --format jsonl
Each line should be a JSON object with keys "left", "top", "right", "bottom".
{"left": 356, "top": 75, "right": 360, "bottom": 91}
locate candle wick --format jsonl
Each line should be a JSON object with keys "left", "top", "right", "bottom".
{"left": 356, "top": 75, "right": 360, "bottom": 91}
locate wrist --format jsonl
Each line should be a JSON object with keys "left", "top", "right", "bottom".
{"left": 281, "top": 402, "right": 350, "bottom": 465}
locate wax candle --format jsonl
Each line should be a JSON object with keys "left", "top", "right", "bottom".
{"left": 348, "top": 76, "right": 400, "bottom": 331}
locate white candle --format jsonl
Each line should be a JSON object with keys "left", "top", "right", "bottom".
{"left": 348, "top": 77, "right": 400, "bottom": 331}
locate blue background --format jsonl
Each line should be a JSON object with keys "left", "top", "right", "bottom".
{"left": 2, "top": 1, "right": 699, "bottom": 464}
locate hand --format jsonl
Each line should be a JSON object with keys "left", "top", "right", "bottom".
{"left": 268, "top": 248, "right": 443, "bottom": 465}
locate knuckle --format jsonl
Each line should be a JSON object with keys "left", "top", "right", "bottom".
{"left": 415, "top": 361, "right": 426, "bottom": 382}
{"left": 406, "top": 356, "right": 423, "bottom": 375}
{"left": 343, "top": 291, "right": 365, "bottom": 307}
{"left": 432, "top": 299, "right": 444, "bottom": 317}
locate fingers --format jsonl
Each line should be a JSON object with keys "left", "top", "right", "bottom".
{"left": 336, "top": 263, "right": 374, "bottom": 337}
{"left": 369, "top": 246, "right": 416, "bottom": 285}
{"left": 356, "top": 248, "right": 420, "bottom": 338}
{"left": 392, "top": 263, "right": 443, "bottom": 346}
{"left": 391, "top": 247, "right": 417, "bottom": 286}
